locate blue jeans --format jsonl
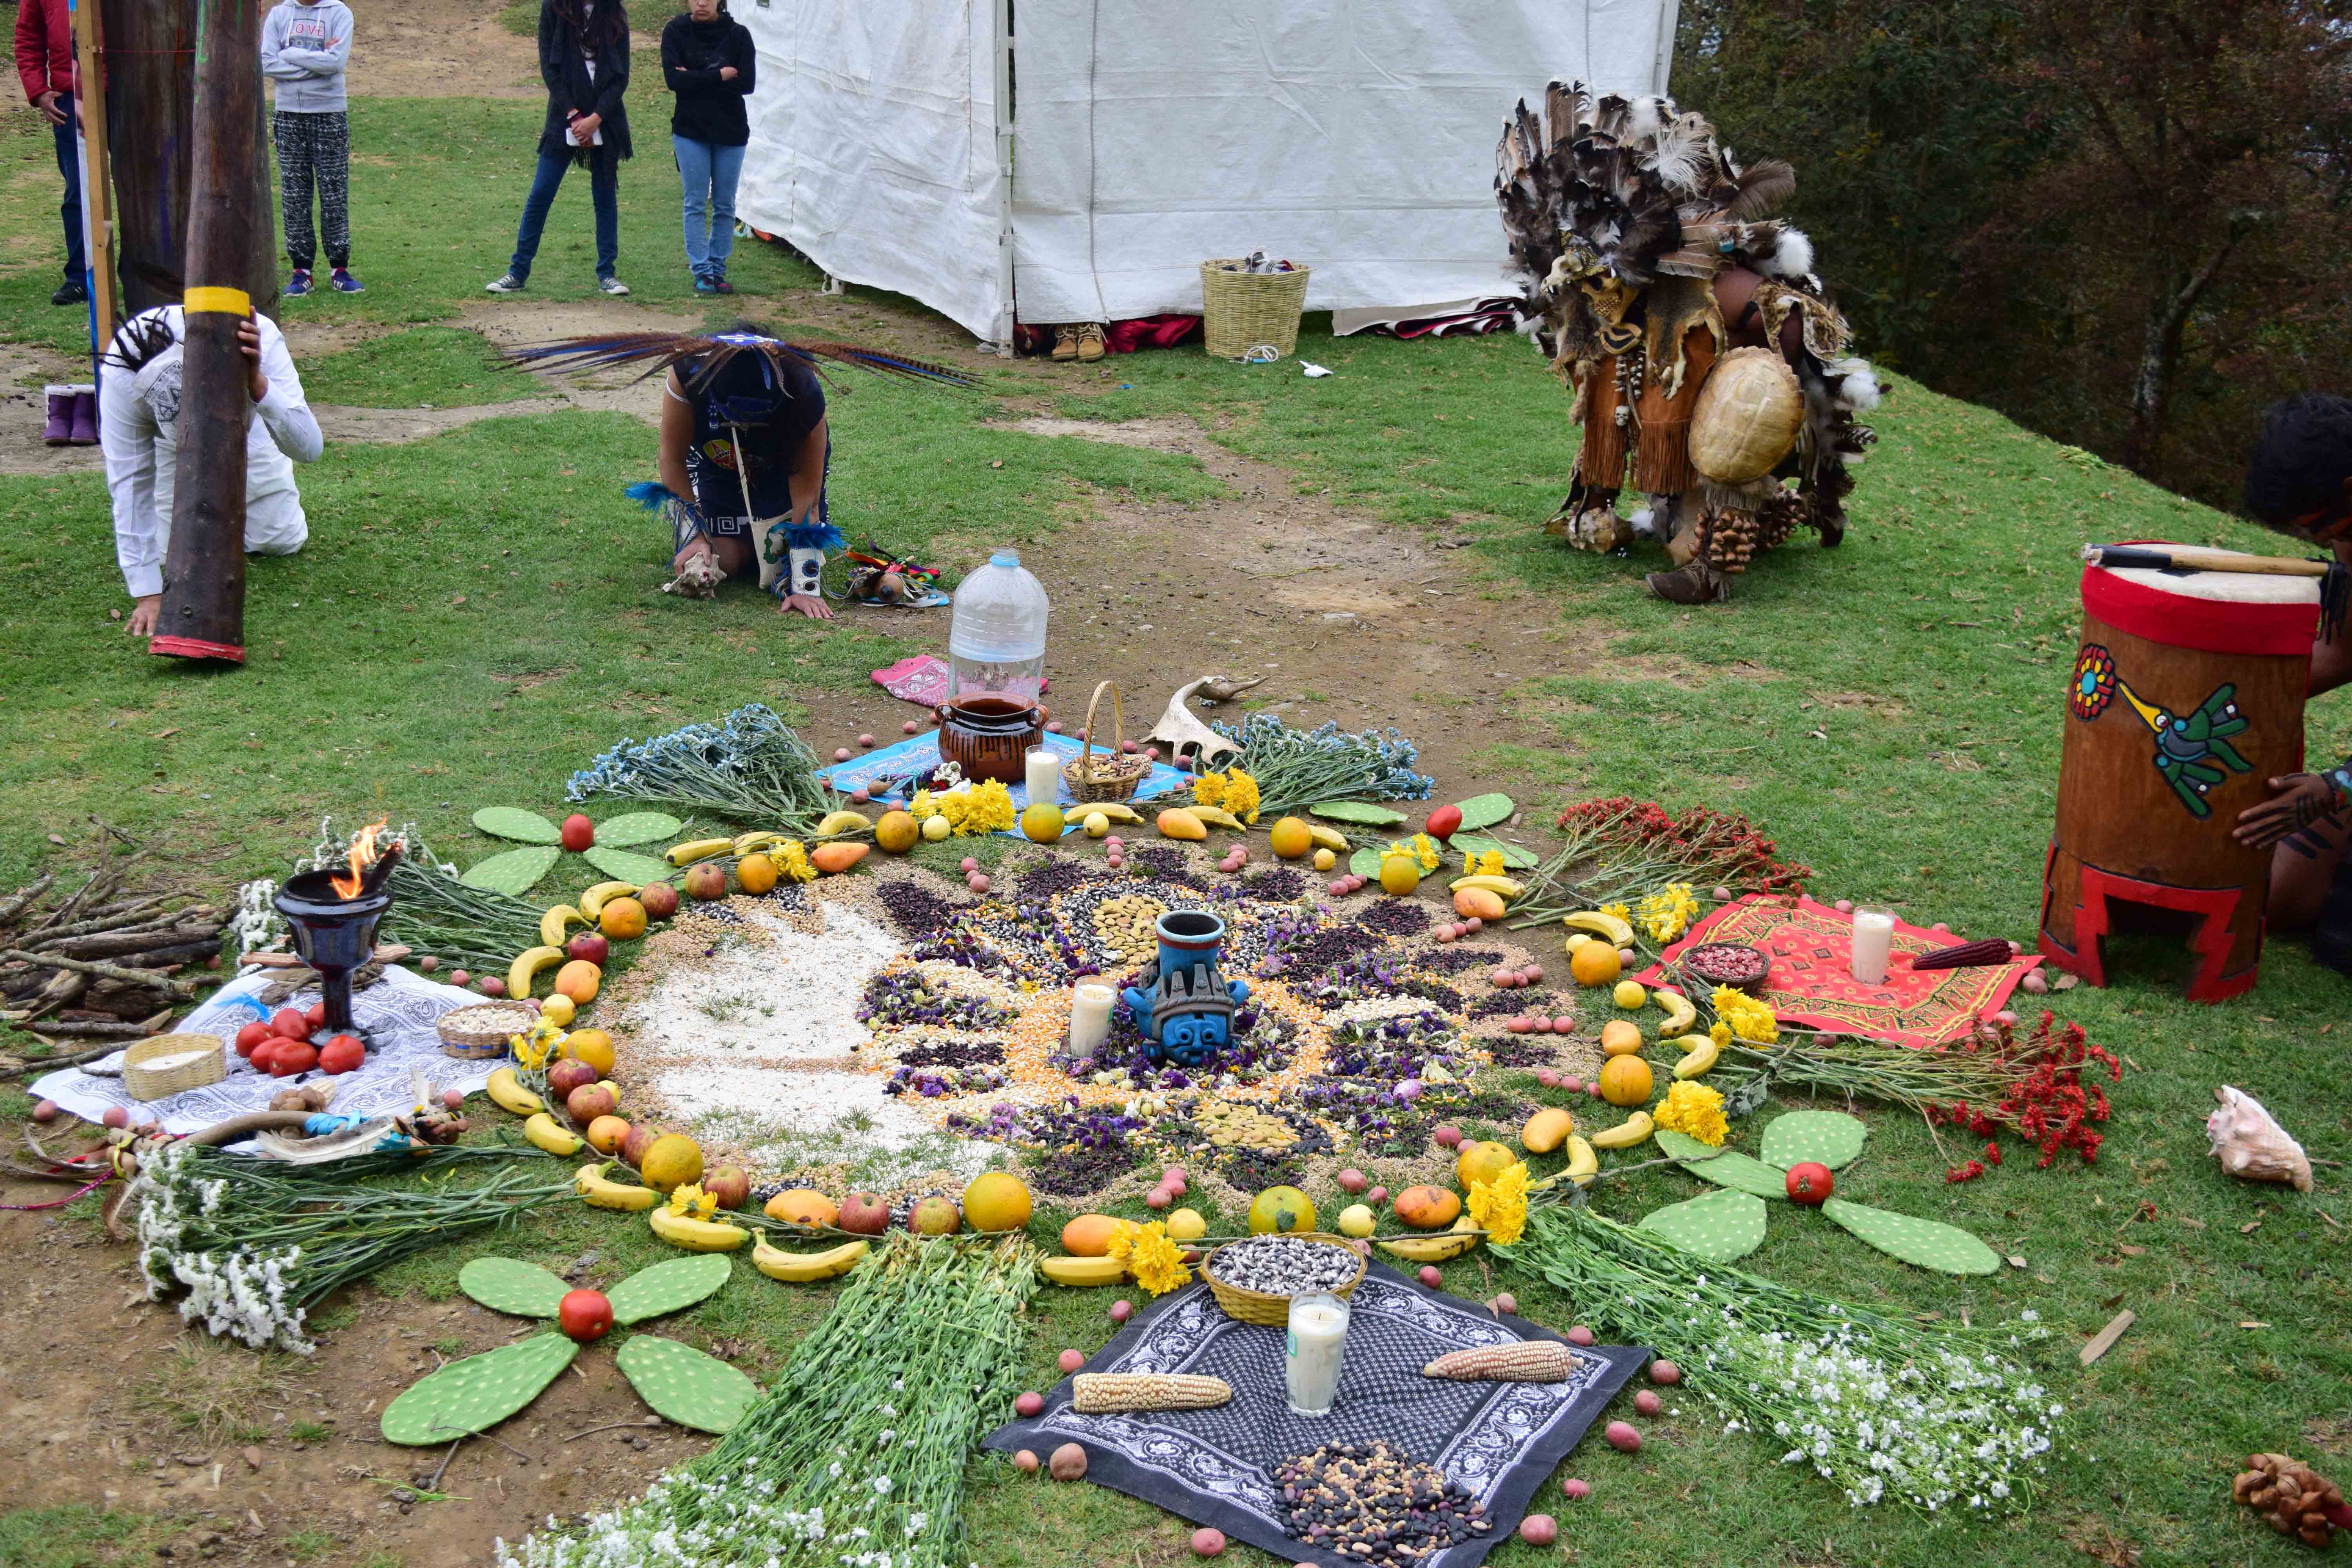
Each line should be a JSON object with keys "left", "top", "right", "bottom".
{"left": 507, "top": 149, "right": 619, "bottom": 282}
{"left": 673, "top": 136, "right": 744, "bottom": 279}
{"left": 54, "top": 93, "right": 85, "bottom": 280}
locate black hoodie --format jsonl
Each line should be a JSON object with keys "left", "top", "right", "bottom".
{"left": 661, "top": 12, "right": 755, "bottom": 147}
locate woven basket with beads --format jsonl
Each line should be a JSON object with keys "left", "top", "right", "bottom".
{"left": 1201, "top": 1232, "right": 1367, "bottom": 1325}
{"left": 1063, "top": 681, "right": 1152, "bottom": 804}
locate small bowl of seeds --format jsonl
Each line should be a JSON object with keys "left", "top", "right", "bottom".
{"left": 1681, "top": 941, "right": 1769, "bottom": 992}
{"left": 1202, "top": 1233, "right": 1367, "bottom": 1326}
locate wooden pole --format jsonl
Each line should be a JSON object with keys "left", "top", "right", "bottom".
{"left": 67, "top": 0, "right": 116, "bottom": 354}
{"left": 151, "top": 0, "right": 264, "bottom": 665}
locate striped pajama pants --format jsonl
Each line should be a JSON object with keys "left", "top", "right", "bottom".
{"left": 274, "top": 109, "right": 351, "bottom": 272}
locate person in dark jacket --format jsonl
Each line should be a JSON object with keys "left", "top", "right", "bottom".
{"left": 13, "top": 0, "right": 83, "bottom": 307}
{"left": 661, "top": 0, "right": 755, "bottom": 294}
{"left": 486, "top": 0, "right": 634, "bottom": 296}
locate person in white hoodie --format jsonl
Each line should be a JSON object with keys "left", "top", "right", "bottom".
{"left": 99, "top": 307, "right": 323, "bottom": 637}
{"left": 260, "top": 0, "right": 360, "bottom": 296}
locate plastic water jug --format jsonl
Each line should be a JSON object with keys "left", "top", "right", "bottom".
{"left": 947, "top": 549, "right": 1050, "bottom": 707}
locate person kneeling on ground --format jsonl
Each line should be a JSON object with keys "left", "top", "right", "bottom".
{"left": 100, "top": 305, "right": 321, "bottom": 637}
{"left": 2230, "top": 392, "right": 2352, "bottom": 965}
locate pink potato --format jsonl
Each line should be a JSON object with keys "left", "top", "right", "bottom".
{"left": 1014, "top": 1391, "right": 1044, "bottom": 1417}
{"left": 1058, "top": 1348, "right": 1085, "bottom": 1374}
{"left": 1190, "top": 1528, "right": 1225, "bottom": 1557}
{"left": 1109, "top": 1299, "right": 1133, "bottom": 1323}
{"left": 1519, "top": 1515, "right": 1557, "bottom": 1546}
{"left": 1649, "top": 1358, "right": 1682, "bottom": 1385}
{"left": 1604, "top": 1421, "right": 1642, "bottom": 1452}
{"left": 1633, "top": 1390, "right": 1662, "bottom": 1416}
{"left": 1561, "top": 1477, "right": 1591, "bottom": 1501}
{"left": 1566, "top": 1325, "right": 1595, "bottom": 1346}
{"left": 1418, "top": 1265, "right": 1442, "bottom": 1288}
{"left": 1013, "top": 1449, "right": 1040, "bottom": 1474}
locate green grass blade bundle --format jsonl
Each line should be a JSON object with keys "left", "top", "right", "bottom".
{"left": 1500, "top": 1205, "right": 2061, "bottom": 1511}
{"left": 129, "top": 1143, "right": 570, "bottom": 1353}
{"left": 496, "top": 1233, "right": 1037, "bottom": 1568}
{"left": 1206, "top": 713, "right": 1436, "bottom": 815}
{"left": 564, "top": 703, "right": 833, "bottom": 829}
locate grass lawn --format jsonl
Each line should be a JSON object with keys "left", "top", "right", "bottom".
{"left": 2, "top": 93, "right": 2347, "bottom": 1568}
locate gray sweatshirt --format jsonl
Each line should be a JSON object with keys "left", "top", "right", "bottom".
{"left": 261, "top": 0, "right": 353, "bottom": 114}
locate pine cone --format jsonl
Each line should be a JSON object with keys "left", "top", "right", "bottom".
{"left": 2234, "top": 1453, "right": 2345, "bottom": 1548}
{"left": 1695, "top": 507, "right": 1758, "bottom": 573}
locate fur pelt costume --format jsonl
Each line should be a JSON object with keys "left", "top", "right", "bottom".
{"left": 1496, "top": 82, "right": 1880, "bottom": 602}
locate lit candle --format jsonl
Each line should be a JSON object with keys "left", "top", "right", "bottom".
{"left": 1024, "top": 746, "right": 1062, "bottom": 806}
{"left": 1850, "top": 908, "right": 1896, "bottom": 985}
{"left": 1286, "top": 1292, "right": 1350, "bottom": 1416}
{"left": 1069, "top": 981, "right": 1116, "bottom": 1055}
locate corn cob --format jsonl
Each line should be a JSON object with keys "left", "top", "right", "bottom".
{"left": 1070, "top": 1373, "right": 1233, "bottom": 1413}
{"left": 1908, "top": 938, "right": 2013, "bottom": 971}
{"left": 1421, "top": 1339, "right": 1579, "bottom": 1382}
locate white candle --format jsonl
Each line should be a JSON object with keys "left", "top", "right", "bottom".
{"left": 1286, "top": 1292, "right": 1350, "bottom": 1416}
{"left": 1850, "top": 908, "right": 1896, "bottom": 985}
{"left": 1024, "top": 747, "right": 1062, "bottom": 806}
{"left": 1068, "top": 981, "right": 1117, "bottom": 1056}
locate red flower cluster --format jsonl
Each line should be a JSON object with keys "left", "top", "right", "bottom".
{"left": 1928, "top": 1011, "right": 2118, "bottom": 1181}
{"left": 1554, "top": 796, "right": 1811, "bottom": 895}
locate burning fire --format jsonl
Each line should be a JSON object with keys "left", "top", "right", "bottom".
{"left": 331, "top": 819, "right": 388, "bottom": 899}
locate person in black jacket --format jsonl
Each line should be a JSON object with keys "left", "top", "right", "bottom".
{"left": 486, "top": 0, "right": 634, "bottom": 296}
{"left": 661, "top": 0, "right": 755, "bottom": 295}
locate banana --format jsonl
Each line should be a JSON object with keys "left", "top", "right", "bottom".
{"left": 580, "top": 881, "right": 638, "bottom": 920}
{"left": 1589, "top": 1111, "right": 1655, "bottom": 1150}
{"left": 666, "top": 837, "right": 737, "bottom": 867}
{"left": 753, "top": 1237, "right": 869, "bottom": 1282}
{"left": 575, "top": 1160, "right": 658, "bottom": 1210}
{"left": 811, "top": 811, "right": 873, "bottom": 839}
{"left": 1563, "top": 909, "right": 1636, "bottom": 947}
{"left": 731, "top": 830, "right": 788, "bottom": 855}
{"left": 1447, "top": 874, "right": 1526, "bottom": 900}
{"left": 524, "top": 1112, "right": 583, "bottom": 1155}
{"left": 1040, "top": 1254, "right": 1130, "bottom": 1287}
{"left": 539, "top": 904, "right": 588, "bottom": 947}
{"left": 508, "top": 945, "right": 564, "bottom": 1002}
{"left": 1670, "top": 1036, "right": 1720, "bottom": 1079}
{"left": 1082, "top": 802, "right": 1144, "bottom": 825}
{"left": 1306, "top": 824, "right": 1350, "bottom": 852}
{"left": 1186, "top": 804, "right": 1248, "bottom": 831}
{"left": 1654, "top": 989, "right": 1699, "bottom": 1036}
{"left": 1564, "top": 1134, "right": 1599, "bottom": 1188}
{"left": 485, "top": 1067, "right": 544, "bottom": 1116}
{"left": 1377, "top": 1226, "right": 1482, "bottom": 1264}
{"left": 648, "top": 1206, "right": 750, "bottom": 1252}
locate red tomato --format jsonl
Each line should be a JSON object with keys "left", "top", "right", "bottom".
{"left": 1425, "top": 804, "right": 1464, "bottom": 840}
{"left": 318, "top": 1035, "right": 365, "bottom": 1075}
{"left": 557, "top": 1289, "right": 614, "bottom": 1343}
{"left": 234, "top": 1021, "right": 272, "bottom": 1058}
{"left": 248, "top": 1038, "right": 281, "bottom": 1072}
{"left": 303, "top": 1000, "right": 328, "bottom": 1029}
{"left": 270, "top": 1042, "right": 318, "bottom": 1077}
{"left": 269, "top": 1007, "right": 311, "bottom": 1039}
{"left": 1784, "top": 1161, "right": 1834, "bottom": 1205}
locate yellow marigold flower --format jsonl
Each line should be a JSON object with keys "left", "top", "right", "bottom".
{"left": 1193, "top": 771, "right": 1227, "bottom": 807}
{"left": 1102, "top": 1220, "right": 1141, "bottom": 1263}
{"left": 955, "top": 779, "right": 1014, "bottom": 835}
{"left": 1466, "top": 1160, "right": 1530, "bottom": 1247}
{"left": 1709, "top": 985, "right": 1778, "bottom": 1044}
{"left": 1223, "top": 768, "right": 1260, "bottom": 822}
{"left": 779, "top": 840, "right": 818, "bottom": 882}
{"left": 1710, "top": 1020, "right": 1733, "bottom": 1050}
{"left": 1411, "top": 833, "right": 1440, "bottom": 872}
{"left": 1602, "top": 901, "right": 1631, "bottom": 924}
{"left": 509, "top": 1019, "right": 562, "bottom": 1071}
{"left": 1473, "top": 849, "right": 1506, "bottom": 878}
{"left": 1126, "top": 1221, "right": 1192, "bottom": 1296}
{"left": 909, "top": 789, "right": 937, "bottom": 819}
{"left": 668, "top": 1183, "right": 718, "bottom": 1220}
{"left": 1653, "top": 1080, "right": 1729, "bottom": 1147}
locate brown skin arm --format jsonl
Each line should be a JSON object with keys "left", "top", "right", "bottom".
{"left": 2233, "top": 773, "right": 2337, "bottom": 848}
{"left": 1711, "top": 267, "right": 1807, "bottom": 361}
{"left": 659, "top": 371, "right": 750, "bottom": 577}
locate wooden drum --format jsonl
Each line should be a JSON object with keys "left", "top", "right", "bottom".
{"left": 2040, "top": 546, "right": 2318, "bottom": 1001}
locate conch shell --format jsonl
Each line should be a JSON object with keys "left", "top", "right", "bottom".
{"left": 2206, "top": 1085, "right": 2312, "bottom": 1192}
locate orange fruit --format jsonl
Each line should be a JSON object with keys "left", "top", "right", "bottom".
{"left": 554, "top": 959, "right": 601, "bottom": 1004}
{"left": 735, "top": 853, "right": 779, "bottom": 895}
{"left": 875, "top": 810, "right": 920, "bottom": 853}
{"left": 1455, "top": 1139, "right": 1515, "bottom": 1191}
{"left": 639, "top": 1133, "right": 704, "bottom": 1193}
{"left": 1598, "top": 1054, "right": 1654, "bottom": 1107}
{"left": 561, "top": 1027, "right": 616, "bottom": 1075}
{"left": 585, "top": 1114, "right": 630, "bottom": 1155}
{"left": 599, "top": 896, "right": 647, "bottom": 940}
{"left": 1268, "top": 817, "right": 1314, "bottom": 860}
{"left": 1569, "top": 940, "right": 1624, "bottom": 987}
{"left": 1599, "top": 1020, "right": 1644, "bottom": 1056}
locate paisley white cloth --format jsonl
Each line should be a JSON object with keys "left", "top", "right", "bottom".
{"left": 29, "top": 965, "right": 497, "bottom": 1136}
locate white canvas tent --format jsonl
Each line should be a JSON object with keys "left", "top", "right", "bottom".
{"left": 734, "top": 0, "right": 1679, "bottom": 345}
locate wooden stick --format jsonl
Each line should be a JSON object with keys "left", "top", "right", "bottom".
{"left": 0, "top": 1038, "right": 138, "bottom": 1076}
{"left": 22, "top": 900, "right": 181, "bottom": 947}
{"left": 27, "top": 873, "right": 102, "bottom": 936}
{"left": 0, "top": 875, "right": 56, "bottom": 926}
{"left": 2084, "top": 544, "right": 2330, "bottom": 579}
{"left": 0, "top": 949, "right": 195, "bottom": 995}
{"left": 2080, "top": 1307, "right": 2136, "bottom": 1366}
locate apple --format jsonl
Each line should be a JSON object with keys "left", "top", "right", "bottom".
{"left": 269, "top": 1007, "right": 311, "bottom": 1040}
{"left": 683, "top": 863, "right": 727, "bottom": 901}
{"left": 703, "top": 1163, "right": 750, "bottom": 1210}
{"left": 567, "top": 932, "right": 611, "bottom": 966}
{"left": 838, "top": 1192, "right": 891, "bottom": 1235}
{"left": 639, "top": 881, "right": 679, "bottom": 919}
{"left": 910, "top": 1195, "right": 961, "bottom": 1235}
{"left": 547, "top": 1058, "right": 599, "bottom": 1100}
{"left": 561, "top": 814, "right": 595, "bottom": 852}
{"left": 566, "top": 1084, "right": 617, "bottom": 1125}
{"left": 620, "top": 1123, "right": 659, "bottom": 1169}
{"left": 557, "top": 1288, "right": 613, "bottom": 1343}
{"left": 1784, "top": 1161, "right": 1834, "bottom": 1205}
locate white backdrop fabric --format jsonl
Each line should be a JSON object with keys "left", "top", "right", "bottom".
{"left": 736, "top": 0, "right": 1675, "bottom": 340}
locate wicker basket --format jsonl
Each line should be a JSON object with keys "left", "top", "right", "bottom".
{"left": 1200, "top": 259, "right": 1311, "bottom": 361}
{"left": 1063, "top": 681, "right": 1152, "bottom": 804}
{"left": 437, "top": 1001, "right": 539, "bottom": 1059}
{"left": 123, "top": 1033, "right": 225, "bottom": 1101}
{"left": 1201, "top": 1232, "right": 1368, "bottom": 1326}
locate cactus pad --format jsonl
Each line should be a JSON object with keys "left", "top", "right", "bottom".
{"left": 583, "top": 846, "right": 674, "bottom": 884}
{"left": 471, "top": 808, "right": 560, "bottom": 844}
{"left": 590, "top": 812, "right": 683, "bottom": 847}
{"left": 1759, "top": 1111, "right": 1868, "bottom": 1171}
{"left": 615, "top": 1336, "right": 759, "bottom": 1434}
{"left": 459, "top": 845, "right": 561, "bottom": 895}
{"left": 1655, "top": 1128, "right": 1789, "bottom": 1199}
{"left": 458, "top": 1257, "right": 570, "bottom": 1319}
{"left": 380, "top": 1333, "right": 580, "bottom": 1445}
{"left": 1822, "top": 1199, "right": 2000, "bottom": 1275}
{"left": 1637, "top": 1189, "right": 1768, "bottom": 1262}
{"left": 606, "top": 1254, "right": 732, "bottom": 1325}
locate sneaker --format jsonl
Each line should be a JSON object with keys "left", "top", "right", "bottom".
{"left": 1050, "top": 325, "right": 1080, "bottom": 362}
{"left": 709, "top": 277, "right": 734, "bottom": 294}
{"left": 283, "top": 269, "right": 312, "bottom": 297}
{"left": 330, "top": 268, "right": 364, "bottom": 293}
{"left": 693, "top": 275, "right": 719, "bottom": 296}
{"left": 598, "top": 276, "right": 631, "bottom": 296}
{"left": 484, "top": 272, "right": 526, "bottom": 294}
{"left": 50, "top": 278, "right": 86, "bottom": 307}
{"left": 1076, "top": 322, "right": 1106, "bottom": 362}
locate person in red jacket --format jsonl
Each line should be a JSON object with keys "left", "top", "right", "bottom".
{"left": 14, "top": 0, "right": 84, "bottom": 307}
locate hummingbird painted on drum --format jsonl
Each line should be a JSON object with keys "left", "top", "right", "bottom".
{"left": 2116, "top": 681, "right": 2252, "bottom": 818}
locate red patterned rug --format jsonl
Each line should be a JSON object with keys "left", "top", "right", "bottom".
{"left": 1632, "top": 895, "right": 2042, "bottom": 1049}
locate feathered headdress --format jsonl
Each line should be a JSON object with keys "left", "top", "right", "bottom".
{"left": 504, "top": 329, "right": 979, "bottom": 403}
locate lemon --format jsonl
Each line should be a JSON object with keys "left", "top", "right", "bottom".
{"left": 1313, "top": 848, "right": 1336, "bottom": 871}
{"left": 921, "top": 814, "right": 952, "bottom": 842}
{"left": 1337, "top": 1203, "right": 1376, "bottom": 1238}
{"left": 1612, "top": 980, "right": 1647, "bottom": 1010}
{"left": 539, "top": 993, "right": 577, "bottom": 1027}
{"left": 1166, "top": 1207, "right": 1207, "bottom": 1241}
{"left": 1020, "top": 802, "right": 1065, "bottom": 843}
{"left": 1083, "top": 811, "right": 1110, "bottom": 838}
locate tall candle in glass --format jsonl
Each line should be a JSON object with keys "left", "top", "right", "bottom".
{"left": 1286, "top": 1292, "right": 1350, "bottom": 1416}
{"left": 1025, "top": 746, "right": 1062, "bottom": 806}
{"left": 1068, "top": 981, "right": 1116, "bottom": 1057}
{"left": 1850, "top": 908, "right": 1896, "bottom": 985}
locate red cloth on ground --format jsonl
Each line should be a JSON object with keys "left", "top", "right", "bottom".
{"left": 1013, "top": 315, "right": 1201, "bottom": 356}
{"left": 15, "top": 0, "right": 73, "bottom": 102}
{"left": 1632, "top": 894, "right": 2042, "bottom": 1049}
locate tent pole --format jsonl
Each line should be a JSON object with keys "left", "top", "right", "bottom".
{"left": 1652, "top": 0, "right": 1681, "bottom": 94}
{"left": 69, "top": 0, "right": 116, "bottom": 361}
{"left": 989, "top": 0, "right": 1014, "bottom": 356}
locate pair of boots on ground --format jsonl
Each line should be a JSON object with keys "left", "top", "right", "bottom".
{"left": 43, "top": 384, "right": 96, "bottom": 446}
{"left": 1051, "top": 323, "right": 1106, "bottom": 362}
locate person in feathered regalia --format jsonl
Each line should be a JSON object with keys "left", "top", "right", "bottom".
{"left": 1497, "top": 82, "right": 1882, "bottom": 603}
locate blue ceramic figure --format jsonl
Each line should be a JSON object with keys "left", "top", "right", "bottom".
{"left": 1122, "top": 910, "right": 1251, "bottom": 1067}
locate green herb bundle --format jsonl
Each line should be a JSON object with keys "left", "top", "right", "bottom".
{"left": 565, "top": 703, "right": 832, "bottom": 829}
{"left": 1207, "top": 713, "right": 1436, "bottom": 815}
{"left": 497, "top": 1234, "right": 1037, "bottom": 1568}
{"left": 1500, "top": 1205, "right": 2060, "bottom": 1512}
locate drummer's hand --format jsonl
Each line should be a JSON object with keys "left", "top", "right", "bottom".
{"left": 2231, "top": 773, "right": 2336, "bottom": 848}
{"left": 779, "top": 593, "right": 834, "bottom": 621}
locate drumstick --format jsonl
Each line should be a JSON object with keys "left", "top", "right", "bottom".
{"left": 2082, "top": 544, "right": 2331, "bottom": 578}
